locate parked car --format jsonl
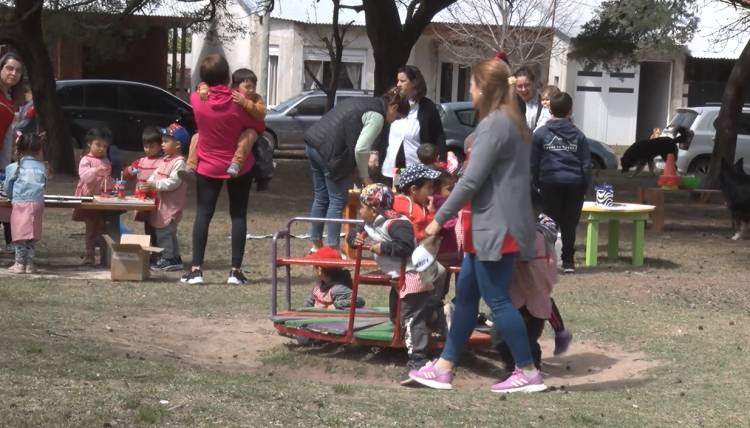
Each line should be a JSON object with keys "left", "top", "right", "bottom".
{"left": 663, "top": 106, "right": 750, "bottom": 175}
{"left": 439, "top": 101, "right": 618, "bottom": 170}
{"left": 264, "top": 89, "right": 373, "bottom": 150}
{"left": 56, "top": 80, "right": 195, "bottom": 152}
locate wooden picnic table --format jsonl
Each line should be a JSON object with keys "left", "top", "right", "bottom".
{"left": 0, "top": 195, "right": 156, "bottom": 266}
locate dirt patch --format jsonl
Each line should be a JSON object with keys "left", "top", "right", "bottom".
{"left": 84, "top": 312, "right": 658, "bottom": 391}
{"left": 86, "top": 312, "right": 288, "bottom": 372}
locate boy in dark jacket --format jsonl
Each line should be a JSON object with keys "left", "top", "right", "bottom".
{"left": 530, "top": 92, "right": 591, "bottom": 274}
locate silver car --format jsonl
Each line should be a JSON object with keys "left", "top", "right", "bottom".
{"left": 665, "top": 106, "right": 750, "bottom": 175}
{"left": 264, "top": 89, "right": 374, "bottom": 151}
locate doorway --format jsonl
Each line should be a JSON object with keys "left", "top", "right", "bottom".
{"left": 635, "top": 61, "right": 672, "bottom": 141}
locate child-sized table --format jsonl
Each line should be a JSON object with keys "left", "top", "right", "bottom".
{"left": 0, "top": 195, "right": 156, "bottom": 266}
{"left": 581, "top": 202, "right": 655, "bottom": 267}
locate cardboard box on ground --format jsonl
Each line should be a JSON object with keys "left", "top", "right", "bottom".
{"left": 103, "top": 234, "right": 163, "bottom": 281}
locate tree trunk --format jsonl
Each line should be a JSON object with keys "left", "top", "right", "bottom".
{"left": 16, "top": 0, "right": 75, "bottom": 174}
{"left": 704, "top": 38, "right": 750, "bottom": 188}
{"left": 363, "top": 0, "right": 457, "bottom": 95}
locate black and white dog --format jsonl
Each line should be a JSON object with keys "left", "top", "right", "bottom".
{"left": 620, "top": 127, "right": 690, "bottom": 176}
{"left": 719, "top": 158, "right": 750, "bottom": 240}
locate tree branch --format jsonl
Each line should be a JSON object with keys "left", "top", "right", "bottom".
{"left": 304, "top": 62, "right": 325, "bottom": 91}
{"left": 340, "top": 3, "right": 364, "bottom": 12}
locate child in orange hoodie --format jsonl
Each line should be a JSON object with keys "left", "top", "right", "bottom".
{"left": 188, "top": 68, "right": 266, "bottom": 177}
{"left": 393, "top": 164, "right": 442, "bottom": 243}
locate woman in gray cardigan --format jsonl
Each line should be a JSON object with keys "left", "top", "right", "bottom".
{"left": 408, "top": 58, "right": 546, "bottom": 393}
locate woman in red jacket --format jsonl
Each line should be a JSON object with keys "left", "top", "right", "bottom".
{"left": 0, "top": 52, "right": 26, "bottom": 251}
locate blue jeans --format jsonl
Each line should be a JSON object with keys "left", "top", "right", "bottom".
{"left": 306, "top": 145, "right": 352, "bottom": 247}
{"left": 441, "top": 253, "right": 534, "bottom": 368}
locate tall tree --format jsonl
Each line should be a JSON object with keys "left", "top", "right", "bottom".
{"left": 361, "top": 0, "right": 457, "bottom": 94}
{"left": 304, "top": 0, "right": 356, "bottom": 111}
{"left": 1, "top": 0, "right": 74, "bottom": 172}
{"left": 705, "top": 0, "right": 750, "bottom": 187}
{"left": 433, "top": 0, "right": 576, "bottom": 68}
{"left": 569, "top": 0, "right": 699, "bottom": 69}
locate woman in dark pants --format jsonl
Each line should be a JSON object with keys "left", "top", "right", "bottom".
{"left": 305, "top": 88, "right": 409, "bottom": 252}
{"left": 373, "top": 65, "right": 446, "bottom": 186}
{"left": 180, "top": 54, "right": 266, "bottom": 285}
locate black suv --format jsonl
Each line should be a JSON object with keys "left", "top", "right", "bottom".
{"left": 56, "top": 80, "right": 195, "bottom": 152}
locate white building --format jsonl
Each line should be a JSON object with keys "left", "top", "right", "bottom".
{"left": 191, "top": 1, "right": 748, "bottom": 147}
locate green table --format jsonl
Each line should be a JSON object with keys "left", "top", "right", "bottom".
{"left": 582, "top": 202, "right": 655, "bottom": 267}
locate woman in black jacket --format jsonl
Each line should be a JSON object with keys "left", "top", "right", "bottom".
{"left": 373, "top": 66, "right": 446, "bottom": 186}
{"left": 304, "top": 88, "right": 409, "bottom": 251}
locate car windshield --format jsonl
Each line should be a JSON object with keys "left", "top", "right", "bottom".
{"left": 270, "top": 94, "right": 306, "bottom": 113}
{"left": 666, "top": 110, "right": 698, "bottom": 131}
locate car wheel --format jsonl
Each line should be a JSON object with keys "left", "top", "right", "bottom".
{"left": 264, "top": 131, "right": 278, "bottom": 151}
{"left": 591, "top": 156, "right": 605, "bottom": 171}
{"left": 688, "top": 156, "right": 710, "bottom": 176}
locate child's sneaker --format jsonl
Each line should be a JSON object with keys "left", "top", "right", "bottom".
{"left": 554, "top": 329, "right": 573, "bottom": 355}
{"left": 25, "top": 263, "right": 36, "bottom": 274}
{"left": 226, "top": 162, "right": 241, "bottom": 177}
{"left": 151, "top": 257, "right": 183, "bottom": 272}
{"left": 180, "top": 269, "right": 204, "bottom": 285}
{"left": 408, "top": 360, "right": 453, "bottom": 390}
{"left": 7, "top": 263, "right": 25, "bottom": 274}
{"left": 227, "top": 269, "right": 248, "bottom": 285}
{"left": 490, "top": 368, "right": 547, "bottom": 393}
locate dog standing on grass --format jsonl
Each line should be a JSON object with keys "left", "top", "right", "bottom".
{"left": 620, "top": 127, "right": 690, "bottom": 176}
{"left": 719, "top": 158, "right": 750, "bottom": 240}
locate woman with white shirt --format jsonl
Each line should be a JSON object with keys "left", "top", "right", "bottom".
{"left": 372, "top": 66, "right": 445, "bottom": 186}
{"left": 514, "top": 66, "right": 543, "bottom": 131}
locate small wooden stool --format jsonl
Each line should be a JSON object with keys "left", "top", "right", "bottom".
{"left": 582, "top": 202, "right": 655, "bottom": 267}
{"left": 636, "top": 187, "right": 725, "bottom": 233}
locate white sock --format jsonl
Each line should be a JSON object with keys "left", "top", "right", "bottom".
{"left": 521, "top": 367, "right": 539, "bottom": 378}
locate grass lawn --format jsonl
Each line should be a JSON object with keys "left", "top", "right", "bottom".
{"left": 0, "top": 160, "right": 748, "bottom": 427}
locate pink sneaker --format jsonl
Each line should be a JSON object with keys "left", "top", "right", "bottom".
{"left": 490, "top": 368, "right": 547, "bottom": 393}
{"left": 408, "top": 360, "right": 453, "bottom": 390}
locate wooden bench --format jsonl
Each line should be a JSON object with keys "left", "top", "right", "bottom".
{"left": 635, "top": 187, "right": 725, "bottom": 233}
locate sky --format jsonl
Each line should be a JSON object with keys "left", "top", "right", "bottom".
{"left": 268, "top": 0, "right": 749, "bottom": 59}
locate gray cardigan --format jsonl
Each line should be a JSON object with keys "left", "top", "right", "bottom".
{"left": 434, "top": 110, "right": 535, "bottom": 262}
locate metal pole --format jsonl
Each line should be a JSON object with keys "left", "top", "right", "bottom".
{"left": 180, "top": 27, "right": 187, "bottom": 93}
{"left": 171, "top": 27, "right": 178, "bottom": 90}
{"left": 257, "top": 3, "right": 271, "bottom": 100}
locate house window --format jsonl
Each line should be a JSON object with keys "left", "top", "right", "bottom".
{"left": 439, "top": 63, "right": 453, "bottom": 103}
{"left": 267, "top": 55, "right": 278, "bottom": 105}
{"left": 457, "top": 65, "right": 470, "bottom": 102}
{"left": 304, "top": 60, "right": 362, "bottom": 90}
{"left": 440, "top": 62, "right": 471, "bottom": 103}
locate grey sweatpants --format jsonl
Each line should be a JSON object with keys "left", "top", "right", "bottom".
{"left": 154, "top": 222, "right": 180, "bottom": 260}
{"left": 14, "top": 240, "right": 35, "bottom": 265}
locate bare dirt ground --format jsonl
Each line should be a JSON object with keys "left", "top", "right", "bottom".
{"left": 78, "top": 310, "right": 658, "bottom": 392}
{"left": 3, "top": 159, "right": 750, "bottom": 426}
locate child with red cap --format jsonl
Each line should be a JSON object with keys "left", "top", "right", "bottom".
{"left": 303, "top": 246, "right": 365, "bottom": 310}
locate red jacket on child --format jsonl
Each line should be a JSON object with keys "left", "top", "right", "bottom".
{"left": 392, "top": 194, "right": 434, "bottom": 243}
